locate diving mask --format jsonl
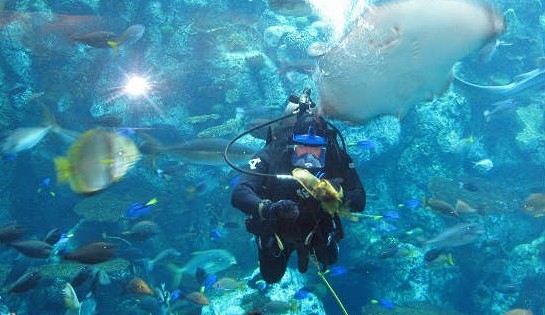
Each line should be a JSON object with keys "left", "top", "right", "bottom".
{"left": 291, "top": 126, "right": 327, "bottom": 169}
{"left": 292, "top": 144, "right": 327, "bottom": 169}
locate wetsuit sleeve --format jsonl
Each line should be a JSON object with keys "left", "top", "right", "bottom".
{"left": 339, "top": 152, "right": 366, "bottom": 212}
{"left": 231, "top": 149, "right": 270, "bottom": 217}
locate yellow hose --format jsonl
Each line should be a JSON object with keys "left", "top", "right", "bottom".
{"left": 312, "top": 257, "right": 349, "bottom": 315}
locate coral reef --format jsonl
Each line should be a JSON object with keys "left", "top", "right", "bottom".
{"left": 197, "top": 116, "right": 244, "bottom": 138}
{"left": 361, "top": 301, "right": 467, "bottom": 315}
{"left": 515, "top": 103, "right": 545, "bottom": 165}
{"left": 201, "top": 268, "right": 326, "bottom": 315}
{"left": 72, "top": 192, "right": 127, "bottom": 222}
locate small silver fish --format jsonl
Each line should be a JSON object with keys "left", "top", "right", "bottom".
{"left": 483, "top": 99, "right": 516, "bottom": 122}
{"left": 474, "top": 158, "right": 493, "bottom": 171}
{"left": 1, "top": 126, "right": 52, "bottom": 154}
{"left": 169, "top": 249, "right": 237, "bottom": 287}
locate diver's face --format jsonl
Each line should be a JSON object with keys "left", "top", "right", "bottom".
{"left": 292, "top": 145, "right": 327, "bottom": 169}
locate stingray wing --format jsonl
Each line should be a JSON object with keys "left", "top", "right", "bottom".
{"left": 318, "top": 0, "right": 505, "bottom": 124}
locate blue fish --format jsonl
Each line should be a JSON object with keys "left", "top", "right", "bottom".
{"left": 126, "top": 198, "right": 158, "bottom": 218}
{"left": 37, "top": 177, "right": 56, "bottom": 196}
{"left": 209, "top": 229, "right": 222, "bottom": 241}
{"left": 326, "top": 266, "right": 347, "bottom": 277}
{"left": 400, "top": 199, "right": 421, "bottom": 208}
{"left": 116, "top": 127, "right": 137, "bottom": 138}
{"left": 54, "top": 233, "right": 72, "bottom": 254}
{"left": 371, "top": 298, "right": 395, "bottom": 310}
{"left": 202, "top": 274, "right": 218, "bottom": 292}
{"left": 227, "top": 174, "right": 241, "bottom": 190}
{"left": 42, "top": 177, "right": 51, "bottom": 186}
{"left": 382, "top": 211, "right": 400, "bottom": 220}
{"left": 294, "top": 289, "right": 309, "bottom": 299}
{"left": 2, "top": 153, "right": 17, "bottom": 161}
{"left": 255, "top": 279, "right": 267, "bottom": 291}
{"left": 356, "top": 139, "right": 376, "bottom": 149}
{"left": 170, "top": 289, "right": 181, "bottom": 301}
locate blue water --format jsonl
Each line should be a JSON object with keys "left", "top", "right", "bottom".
{"left": 0, "top": 0, "right": 543, "bottom": 314}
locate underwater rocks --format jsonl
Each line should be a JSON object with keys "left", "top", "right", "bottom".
{"left": 0, "top": 18, "right": 33, "bottom": 104}
{"left": 216, "top": 50, "right": 287, "bottom": 109}
{"left": 263, "top": 25, "right": 297, "bottom": 48}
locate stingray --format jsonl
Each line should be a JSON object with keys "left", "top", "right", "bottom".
{"left": 316, "top": 0, "right": 505, "bottom": 124}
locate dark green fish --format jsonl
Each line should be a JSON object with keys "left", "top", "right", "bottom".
{"left": 42, "top": 227, "right": 62, "bottom": 245}
{"left": 424, "top": 249, "right": 443, "bottom": 262}
{"left": 9, "top": 240, "right": 52, "bottom": 258}
{"left": 63, "top": 242, "right": 116, "bottom": 264}
{"left": 0, "top": 224, "right": 24, "bottom": 243}
{"left": 71, "top": 31, "right": 118, "bottom": 48}
{"left": 8, "top": 271, "right": 41, "bottom": 293}
{"left": 122, "top": 220, "right": 159, "bottom": 241}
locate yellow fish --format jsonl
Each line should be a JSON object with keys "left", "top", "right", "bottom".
{"left": 291, "top": 168, "right": 356, "bottom": 219}
{"left": 107, "top": 24, "right": 146, "bottom": 55}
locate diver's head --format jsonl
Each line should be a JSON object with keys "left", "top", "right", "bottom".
{"left": 291, "top": 112, "right": 328, "bottom": 169}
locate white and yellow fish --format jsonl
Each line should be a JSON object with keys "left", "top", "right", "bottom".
{"left": 55, "top": 129, "right": 141, "bottom": 193}
{"left": 63, "top": 282, "right": 81, "bottom": 315}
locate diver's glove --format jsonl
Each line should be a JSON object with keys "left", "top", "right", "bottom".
{"left": 329, "top": 178, "right": 344, "bottom": 191}
{"left": 259, "top": 199, "right": 300, "bottom": 220}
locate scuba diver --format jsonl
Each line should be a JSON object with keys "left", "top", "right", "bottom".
{"left": 229, "top": 88, "right": 366, "bottom": 284}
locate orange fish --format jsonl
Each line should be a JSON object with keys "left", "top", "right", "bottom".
{"left": 127, "top": 277, "right": 154, "bottom": 296}
{"left": 185, "top": 291, "right": 209, "bottom": 305}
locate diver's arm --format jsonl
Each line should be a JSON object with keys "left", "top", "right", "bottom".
{"left": 231, "top": 150, "right": 270, "bottom": 217}
{"left": 339, "top": 153, "right": 366, "bottom": 212}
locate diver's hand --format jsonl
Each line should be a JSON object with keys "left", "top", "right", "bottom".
{"left": 329, "top": 178, "right": 344, "bottom": 191}
{"left": 260, "top": 200, "right": 299, "bottom": 220}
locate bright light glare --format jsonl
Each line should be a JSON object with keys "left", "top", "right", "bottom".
{"left": 98, "top": 69, "right": 164, "bottom": 117}
{"left": 307, "top": 0, "right": 369, "bottom": 42}
{"left": 124, "top": 76, "right": 151, "bottom": 97}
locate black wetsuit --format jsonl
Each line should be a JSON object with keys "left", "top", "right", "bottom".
{"left": 231, "top": 125, "right": 366, "bottom": 283}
